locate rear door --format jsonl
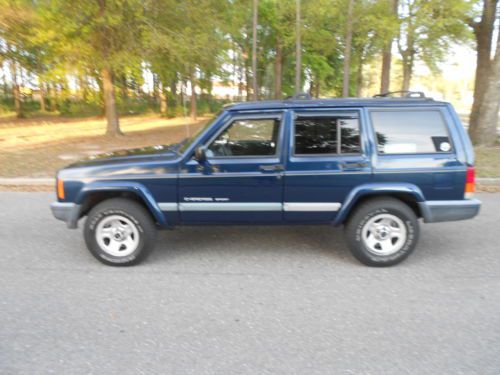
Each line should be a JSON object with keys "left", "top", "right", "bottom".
{"left": 284, "top": 109, "right": 372, "bottom": 222}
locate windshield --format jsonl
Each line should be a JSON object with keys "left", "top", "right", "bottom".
{"left": 178, "top": 110, "right": 226, "bottom": 154}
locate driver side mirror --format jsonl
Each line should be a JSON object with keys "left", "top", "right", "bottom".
{"left": 194, "top": 146, "right": 207, "bottom": 163}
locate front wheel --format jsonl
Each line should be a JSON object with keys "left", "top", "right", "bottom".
{"left": 84, "top": 198, "right": 157, "bottom": 266}
{"left": 344, "top": 197, "right": 419, "bottom": 267}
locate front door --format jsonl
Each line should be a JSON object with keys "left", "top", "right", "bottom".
{"left": 284, "top": 109, "right": 372, "bottom": 222}
{"left": 179, "top": 113, "right": 285, "bottom": 223}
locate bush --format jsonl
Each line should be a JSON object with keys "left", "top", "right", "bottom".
{"left": 0, "top": 97, "right": 40, "bottom": 115}
{"left": 0, "top": 94, "right": 228, "bottom": 118}
{"left": 0, "top": 97, "right": 14, "bottom": 114}
{"left": 117, "top": 97, "right": 157, "bottom": 115}
{"left": 58, "top": 100, "right": 102, "bottom": 117}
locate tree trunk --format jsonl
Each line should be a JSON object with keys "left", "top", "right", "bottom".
{"left": 251, "top": 0, "right": 258, "bottom": 100}
{"left": 2, "top": 78, "right": 8, "bottom": 97}
{"left": 49, "top": 83, "right": 57, "bottom": 112}
{"left": 245, "top": 62, "right": 252, "bottom": 101}
{"left": 169, "top": 78, "right": 178, "bottom": 110}
{"left": 468, "top": 0, "right": 498, "bottom": 144}
{"left": 180, "top": 81, "right": 185, "bottom": 115}
{"left": 79, "top": 75, "right": 89, "bottom": 101}
{"left": 398, "top": 0, "right": 416, "bottom": 93}
{"left": 205, "top": 72, "right": 214, "bottom": 102}
{"left": 58, "top": 77, "right": 70, "bottom": 103}
{"left": 95, "top": 74, "right": 104, "bottom": 114}
{"left": 274, "top": 41, "right": 283, "bottom": 99}
{"left": 473, "top": 23, "right": 500, "bottom": 146}
{"left": 342, "top": 0, "right": 354, "bottom": 97}
{"left": 101, "top": 67, "right": 121, "bottom": 136}
{"left": 356, "top": 58, "right": 363, "bottom": 97}
{"left": 232, "top": 41, "right": 238, "bottom": 101}
{"left": 380, "top": 0, "right": 398, "bottom": 94}
{"left": 0, "top": 70, "right": 6, "bottom": 96}
{"left": 315, "top": 80, "right": 320, "bottom": 98}
{"left": 159, "top": 82, "right": 168, "bottom": 116}
{"left": 9, "top": 61, "right": 23, "bottom": 118}
{"left": 380, "top": 47, "right": 392, "bottom": 94}
{"left": 295, "top": 0, "right": 302, "bottom": 95}
{"left": 238, "top": 56, "right": 244, "bottom": 99}
{"left": 120, "top": 74, "right": 128, "bottom": 100}
{"left": 39, "top": 81, "right": 46, "bottom": 112}
{"left": 189, "top": 68, "right": 197, "bottom": 121}
{"left": 401, "top": 55, "right": 413, "bottom": 92}
{"left": 152, "top": 73, "right": 159, "bottom": 103}
{"left": 309, "top": 80, "right": 315, "bottom": 96}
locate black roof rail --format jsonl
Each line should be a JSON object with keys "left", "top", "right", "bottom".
{"left": 373, "top": 90, "right": 427, "bottom": 98}
{"left": 286, "top": 92, "right": 312, "bottom": 100}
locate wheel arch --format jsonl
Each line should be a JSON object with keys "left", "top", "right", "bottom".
{"left": 76, "top": 182, "right": 168, "bottom": 228}
{"left": 333, "top": 183, "right": 425, "bottom": 226}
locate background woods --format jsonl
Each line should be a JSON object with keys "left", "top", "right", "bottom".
{"left": 0, "top": 0, "right": 498, "bottom": 145}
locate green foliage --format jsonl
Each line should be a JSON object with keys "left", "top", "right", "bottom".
{"left": 0, "top": 97, "right": 13, "bottom": 114}
{"left": 0, "top": 0, "right": 478, "bottom": 122}
{"left": 38, "top": 0, "right": 146, "bottom": 72}
{"left": 397, "top": 0, "right": 473, "bottom": 88}
{"left": 58, "top": 100, "right": 102, "bottom": 117}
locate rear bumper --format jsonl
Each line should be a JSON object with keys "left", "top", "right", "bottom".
{"left": 418, "top": 199, "right": 481, "bottom": 223}
{"left": 50, "top": 202, "right": 81, "bottom": 229}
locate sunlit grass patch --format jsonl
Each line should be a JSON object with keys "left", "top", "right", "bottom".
{"left": 0, "top": 115, "right": 209, "bottom": 177}
{"left": 0, "top": 114, "right": 211, "bottom": 152}
{"left": 475, "top": 146, "right": 500, "bottom": 178}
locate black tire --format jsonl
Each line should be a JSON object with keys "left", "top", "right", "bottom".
{"left": 84, "top": 198, "right": 157, "bottom": 266}
{"left": 344, "top": 197, "right": 419, "bottom": 267}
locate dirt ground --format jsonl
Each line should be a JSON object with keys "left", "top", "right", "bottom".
{"left": 0, "top": 114, "right": 209, "bottom": 177}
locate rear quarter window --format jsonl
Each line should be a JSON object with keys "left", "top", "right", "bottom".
{"left": 370, "top": 110, "right": 452, "bottom": 154}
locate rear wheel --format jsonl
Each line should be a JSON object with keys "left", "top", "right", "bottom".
{"left": 344, "top": 197, "right": 419, "bottom": 267}
{"left": 84, "top": 198, "right": 157, "bottom": 266}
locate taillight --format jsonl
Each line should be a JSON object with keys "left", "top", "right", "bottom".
{"left": 465, "top": 166, "right": 475, "bottom": 199}
{"left": 57, "top": 179, "right": 65, "bottom": 200}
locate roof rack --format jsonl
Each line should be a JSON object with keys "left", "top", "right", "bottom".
{"left": 286, "top": 92, "right": 312, "bottom": 100}
{"left": 373, "top": 91, "right": 427, "bottom": 98}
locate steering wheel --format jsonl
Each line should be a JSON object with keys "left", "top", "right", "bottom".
{"left": 210, "top": 141, "right": 232, "bottom": 157}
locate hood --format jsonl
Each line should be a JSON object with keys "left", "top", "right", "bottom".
{"left": 68, "top": 144, "right": 180, "bottom": 168}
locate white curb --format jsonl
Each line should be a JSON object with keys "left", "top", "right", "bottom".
{"left": 0, "top": 178, "right": 54, "bottom": 185}
{"left": 477, "top": 178, "right": 500, "bottom": 186}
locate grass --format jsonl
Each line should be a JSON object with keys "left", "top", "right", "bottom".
{"left": 475, "top": 144, "right": 500, "bottom": 178}
{"left": 0, "top": 113, "right": 499, "bottom": 178}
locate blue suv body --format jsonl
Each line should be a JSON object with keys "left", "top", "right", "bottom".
{"left": 51, "top": 95, "right": 481, "bottom": 266}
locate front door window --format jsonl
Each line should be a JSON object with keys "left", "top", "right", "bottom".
{"left": 207, "top": 118, "right": 281, "bottom": 158}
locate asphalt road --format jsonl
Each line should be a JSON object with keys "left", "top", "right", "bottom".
{"left": 1, "top": 192, "right": 499, "bottom": 375}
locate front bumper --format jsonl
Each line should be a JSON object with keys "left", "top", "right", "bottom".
{"left": 50, "top": 202, "right": 81, "bottom": 229}
{"left": 418, "top": 199, "right": 481, "bottom": 223}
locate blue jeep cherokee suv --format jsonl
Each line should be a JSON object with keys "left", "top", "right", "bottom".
{"left": 51, "top": 93, "right": 481, "bottom": 267}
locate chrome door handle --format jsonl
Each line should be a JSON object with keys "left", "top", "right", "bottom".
{"left": 341, "top": 161, "right": 368, "bottom": 169}
{"left": 260, "top": 164, "right": 284, "bottom": 173}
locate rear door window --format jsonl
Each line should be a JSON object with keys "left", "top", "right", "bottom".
{"left": 370, "top": 110, "right": 452, "bottom": 154}
{"left": 294, "top": 114, "right": 361, "bottom": 155}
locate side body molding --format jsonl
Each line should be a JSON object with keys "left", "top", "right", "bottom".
{"left": 333, "top": 183, "right": 426, "bottom": 226}
{"left": 75, "top": 181, "right": 168, "bottom": 227}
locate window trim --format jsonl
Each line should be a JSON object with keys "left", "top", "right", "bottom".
{"left": 368, "top": 108, "right": 455, "bottom": 156}
{"left": 202, "top": 113, "right": 284, "bottom": 160}
{"left": 291, "top": 111, "right": 363, "bottom": 157}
